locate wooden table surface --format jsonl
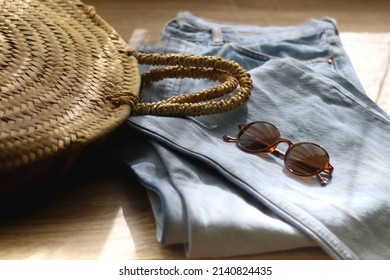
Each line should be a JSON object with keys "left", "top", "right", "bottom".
{"left": 0, "top": 0, "right": 389, "bottom": 260}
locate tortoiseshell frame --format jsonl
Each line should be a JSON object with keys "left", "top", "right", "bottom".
{"left": 223, "top": 121, "right": 334, "bottom": 186}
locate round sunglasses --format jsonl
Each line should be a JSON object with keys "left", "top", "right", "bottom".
{"left": 223, "top": 121, "right": 334, "bottom": 186}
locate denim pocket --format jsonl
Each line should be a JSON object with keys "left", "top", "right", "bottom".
{"left": 223, "top": 43, "right": 273, "bottom": 70}
{"left": 164, "top": 19, "right": 211, "bottom": 43}
{"left": 259, "top": 32, "right": 332, "bottom": 61}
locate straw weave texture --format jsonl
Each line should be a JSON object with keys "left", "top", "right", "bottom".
{"left": 0, "top": 0, "right": 252, "bottom": 190}
{"left": 0, "top": 0, "right": 140, "bottom": 189}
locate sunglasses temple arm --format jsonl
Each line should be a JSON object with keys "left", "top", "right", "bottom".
{"left": 223, "top": 135, "right": 238, "bottom": 142}
{"left": 316, "top": 173, "right": 329, "bottom": 187}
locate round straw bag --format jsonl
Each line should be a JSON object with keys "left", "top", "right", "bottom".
{"left": 0, "top": 0, "right": 252, "bottom": 191}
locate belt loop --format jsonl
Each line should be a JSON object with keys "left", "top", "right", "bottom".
{"left": 211, "top": 27, "right": 223, "bottom": 45}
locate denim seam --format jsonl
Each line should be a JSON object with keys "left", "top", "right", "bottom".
{"left": 135, "top": 173, "right": 168, "bottom": 244}
{"left": 128, "top": 121, "right": 358, "bottom": 259}
{"left": 230, "top": 43, "right": 273, "bottom": 61}
{"left": 322, "top": 28, "right": 339, "bottom": 71}
{"left": 151, "top": 142, "right": 194, "bottom": 254}
{"left": 163, "top": 20, "right": 336, "bottom": 45}
{"left": 283, "top": 59, "right": 390, "bottom": 123}
{"left": 217, "top": 153, "right": 356, "bottom": 260}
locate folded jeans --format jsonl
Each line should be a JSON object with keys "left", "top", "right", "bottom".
{"left": 116, "top": 12, "right": 390, "bottom": 259}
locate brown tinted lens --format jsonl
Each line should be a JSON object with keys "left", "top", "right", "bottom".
{"left": 285, "top": 143, "right": 328, "bottom": 176}
{"left": 238, "top": 122, "right": 280, "bottom": 152}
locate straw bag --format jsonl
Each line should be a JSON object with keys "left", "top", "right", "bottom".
{"left": 0, "top": 0, "right": 252, "bottom": 191}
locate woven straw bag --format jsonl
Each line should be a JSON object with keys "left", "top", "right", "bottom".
{"left": 0, "top": 0, "right": 252, "bottom": 191}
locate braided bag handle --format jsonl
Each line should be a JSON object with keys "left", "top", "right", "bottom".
{"left": 0, "top": 0, "right": 253, "bottom": 191}
{"left": 128, "top": 52, "right": 253, "bottom": 116}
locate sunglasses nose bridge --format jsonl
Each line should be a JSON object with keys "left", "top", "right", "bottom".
{"left": 281, "top": 138, "right": 293, "bottom": 145}
{"left": 267, "top": 138, "right": 293, "bottom": 157}
{"left": 276, "top": 138, "right": 293, "bottom": 148}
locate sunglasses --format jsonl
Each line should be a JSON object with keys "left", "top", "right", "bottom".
{"left": 223, "top": 121, "right": 334, "bottom": 186}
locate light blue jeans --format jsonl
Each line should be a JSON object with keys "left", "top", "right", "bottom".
{"left": 116, "top": 12, "right": 390, "bottom": 259}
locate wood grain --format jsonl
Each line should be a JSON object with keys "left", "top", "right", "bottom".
{"left": 83, "top": 0, "right": 390, "bottom": 44}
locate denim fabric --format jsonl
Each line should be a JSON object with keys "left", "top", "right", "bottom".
{"left": 117, "top": 13, "right": 390, "bottom": 259}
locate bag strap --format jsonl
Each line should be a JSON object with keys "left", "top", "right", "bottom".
{"left": 131, "top": 52, "right": 253, "bottom": 116}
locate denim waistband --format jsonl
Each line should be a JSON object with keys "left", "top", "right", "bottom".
{"left": 157, "top": 12, "right": 364, "bottom": 93}
{"left": 165, "top": 12, "right": 339, "bottom": 46}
